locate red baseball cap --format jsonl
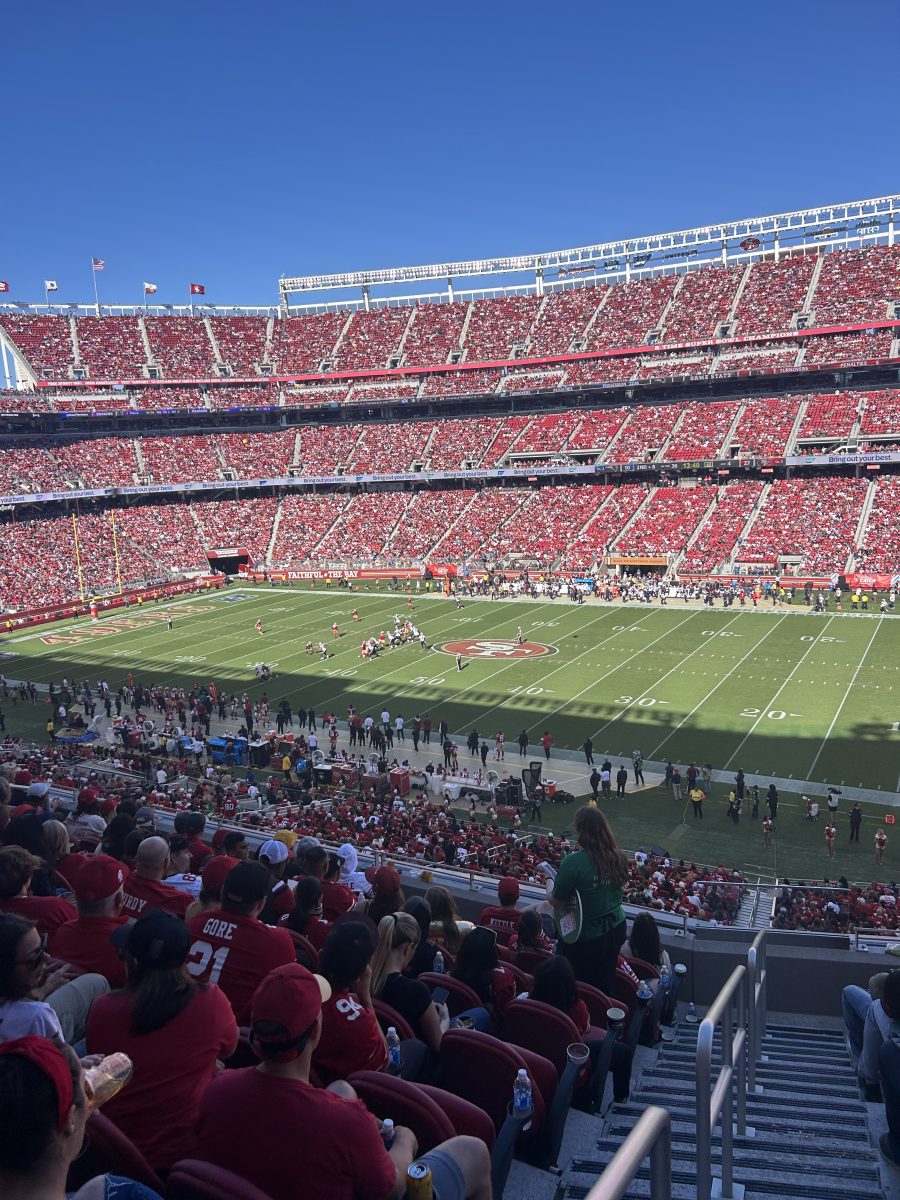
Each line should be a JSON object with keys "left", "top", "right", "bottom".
{"left": 73, "top": 855, "right": 126, "bottom": 904}
{"left": 364, "top": 865, "right": 401, "bottom": 894}
{"left": 211, "top": 828, "right": 229, "bottom": 851}
{"left": 201, "top": 855, "right": 239, "bottom": 898}
{"left": 498, "top": 876, "right": 520, "bottom": 901}
{"left": 99, "top": 798, "right": 118, "bottom": 815}
{"left": 251, "top": 963, "right": 331, "bottom": 1044}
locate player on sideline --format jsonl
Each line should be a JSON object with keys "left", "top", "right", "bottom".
{"left": 255, "top": 619, "right": 265, "bottom": 637}
{"left": 454, "top": 594, "right": 463, "bottom": 610}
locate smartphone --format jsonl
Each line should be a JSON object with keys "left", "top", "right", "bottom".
{"left": 432, "top": 987, "right": 449, "bottom": 1007}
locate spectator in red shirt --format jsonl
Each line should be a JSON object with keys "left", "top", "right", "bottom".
{"left": 478, "top": 875, "right": 523, "bottom": 945}
{"left": 121, "top": 837, "right": 191, "bottom": 919}
{"left": 172, "top": 812, "right": 212, "bottom": 872}
{"left": 314, "top": 921, "right": 428, "bottom": 1083}
{"left": 87, "top": 909, "right": 237, "bottom": 1170}
{"left": 186, "top": 860, "right": 295, "bottom": 1023}
{"left": 319, "top": 850, "right": 355, "bottom": 921}
{"left": 41, "top": 820, "right": 85, "bottom": 891}
{"left": 48, "top": 855, "right": 129, "bottom": 987}
{"left": 282, "top": 876, "right": 332, "bottom": 952}
{"left": 257, "top": 839, "right": 295, "bottom": 925}
{"left": 0, "top": 847, "right": 74, "bottom": 938}
{"left": 193, "top": 962, "right": 491, "bottom": 1200}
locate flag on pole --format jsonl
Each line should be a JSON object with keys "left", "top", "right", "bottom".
{"left": 0, "top": 281, "right": 9, "bottom": 293}
{"left": 143, "top": 282, "right": 158, "bottom": 294}
{"left": 44, "top": 280, "right": 59, "bottom": 291}
{"left": 189, "top": 282, "right": 205, "bottom": 296}
{"left": 92, "top": 258, "right": 105, "bottom": 271}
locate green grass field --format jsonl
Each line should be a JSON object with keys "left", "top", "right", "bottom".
{"left": 2, "top": 586, "right": 898, "bottom": 884}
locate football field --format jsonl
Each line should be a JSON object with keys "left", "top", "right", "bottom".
{"left": 3, "top": 586, "right": 898, "bottom": 794}
{"left": 3, "top": 585, "right": 899, "bottom": 882}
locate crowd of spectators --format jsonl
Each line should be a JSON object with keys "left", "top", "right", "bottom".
{"left": 661, "top": 264, "right": 743, "bottom": 343}
{"left": 801, "top": 329, "right": 895, "bottom": 368}
{"left": 679, "top": 481, "right": 765, "bottom": 573}
{"left": 207, "top": 315, "right": 270, "bottom": 374}
{"left": 74, "top": 316, "right": 148, "bottom": 379}
{"left": 809, "top": 243, "right": 900, "bottom": 327}
{"left": 774, "top": 878, "right": 900, "bottom": 933}
{"left": 855, "top": 475, "right": 900, "bottom": 574}
{"left": 662, "top": 400, "right": 740, "bottom": 461}
{"left": 143, "top": 317, "right": 216, "bottom": 377}
{"left": 1, "top": 247, "right": 896, "bottom": 395}
{"left": 334, "top": 306, "right": 412, "bottom": 371}
{"left": 587, "top": 274, "right": 678, "bottom": 351}
{"left": 739, "top": 476, "right": 869, "bottom": 574}
{"left": 400, "top": 299, "right": 468, "bottom": 367}
{"left": 615, "top": 485, "right": 713, "bottom": 557}
{"left": 731, "top": 253, "right": 817, "bottom": 336}
{"left": 462, "top": 295, "right": 542, "bottom": 362}
{"left": 795, "top": 392, "right": 861, "bottom": 444}
{"left": 859, "top": 389, "right": 900, "bottom": 438}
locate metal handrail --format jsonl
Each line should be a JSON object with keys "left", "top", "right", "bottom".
{"left": 696, "top": 965, "right": 748, "bottom": 1200}
{"left": 584, "top": 1106, "right": 672, "bottom": 1200}
{"left": 746, "top": 931, "right": 767, "bottom": 1090}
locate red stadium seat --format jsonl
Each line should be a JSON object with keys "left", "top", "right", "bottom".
{"left": 417, "top": 972, "right": 482, "bottom": 1017}
{"left": 373, "top": 997, "right": 416, "bottom": 1043}
{"left": 168, "top": 1159, "right": 275, "bottom": 1200}
{"left": 66, "top": 1111, "right": 166, "bottom": 1196}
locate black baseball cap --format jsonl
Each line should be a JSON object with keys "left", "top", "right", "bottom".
{"left": 112, "top": 909, "right": 190, "bottom": 968}
{"left": 222, "top": 861, "right": 270, "bottom": 905}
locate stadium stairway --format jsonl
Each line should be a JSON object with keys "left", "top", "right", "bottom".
{"left": 557, "top": 1017, "right": 885, "bottom": 1200}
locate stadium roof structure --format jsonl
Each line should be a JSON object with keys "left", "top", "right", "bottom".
{"left": 279, "top": 194, "right": 900, "bottom": 310}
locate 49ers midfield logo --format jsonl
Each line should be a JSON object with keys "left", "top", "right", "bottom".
{"left": 437, "top": 639, "right": 557, "bottom": 659}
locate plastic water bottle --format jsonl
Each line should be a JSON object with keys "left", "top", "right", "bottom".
{"left": 433, "top": 950, "right": 445, "bottom": 974}
{"left": 387, "top": 1027, "right": 402, "bottom": 1072}
{"left": 381, "top": 1118, "right": 395, "bottom": 1148}
{"left": 513, "top": 1067, "right": 532, "bottom": 1114}
{"left": 637, "top": 981, "right": 653, "bottom": 1002}
{"left": 660, "top": 965, "right": 670, "bottom": 992}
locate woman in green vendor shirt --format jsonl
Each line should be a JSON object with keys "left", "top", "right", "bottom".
{"left": 550, "top": 806, "right": 628, "bottom": 994}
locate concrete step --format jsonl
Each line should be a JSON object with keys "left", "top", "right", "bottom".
{"left": 610, "top": 1099, "right": 870, "bottom": 1141}
{"left": 638, "top": 1075, "right": 864, "bottom": 1099}
{"left": 565, "top": 1146, "right": 880, "bottom": 1200}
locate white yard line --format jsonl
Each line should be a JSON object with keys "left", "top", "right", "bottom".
{"left": 648, "top": 615, "right": 788, "bottom": 759}
{"left": 589, "top": 611, "right": 745, "bottom": 741}
{"left": 517, "top": 610, "right": 702, "bottom": 734}
{"left": 722, "top": 616, "right": 836, "bottom": 770}
{"left": 806, "top": 620, "right": 882, "bottom": 779}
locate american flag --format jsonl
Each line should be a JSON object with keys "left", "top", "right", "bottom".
{"left": 92, "top": 257, "right": 105, "bottom": 271}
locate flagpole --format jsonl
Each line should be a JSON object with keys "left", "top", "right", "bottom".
{"left": 92, "top": 260, "right": 100, "bottom": 315}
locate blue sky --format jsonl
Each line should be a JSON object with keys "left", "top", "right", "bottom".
{"left": 2, "top": 0, "right": 898, "bottom": 306}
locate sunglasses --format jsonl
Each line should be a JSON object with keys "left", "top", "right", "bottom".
{"left": 17, "top": 933, "right": 49, "bottom": 968}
